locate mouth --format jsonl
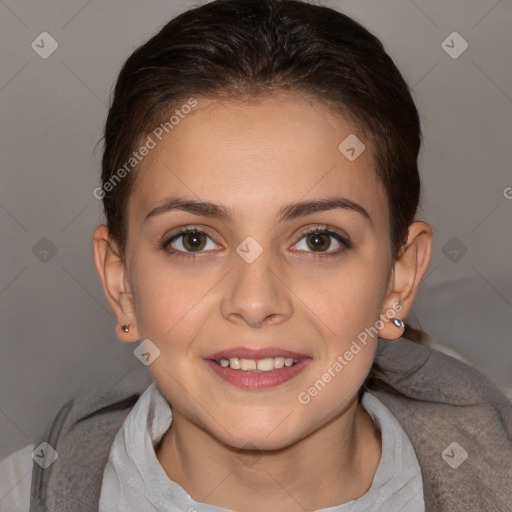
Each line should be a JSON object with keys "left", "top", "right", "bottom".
{"left": 204, "top": 347, "right": 312, "bottom": 390}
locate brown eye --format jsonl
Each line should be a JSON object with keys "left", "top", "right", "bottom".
{"left": 305, "top": 232, "right": 331, "bottom": 252}
{"left": 291, "top": 227, "right": 351, "bottom": 257}
{"left": 162, "top": 228, "right": 218, "bottom": 256}
{"left": 181, "top": 232, "right": 207, "bottom": 251}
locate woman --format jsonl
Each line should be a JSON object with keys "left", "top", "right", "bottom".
{"left": 25, "top": 1, "right": 512, "bottom": 511}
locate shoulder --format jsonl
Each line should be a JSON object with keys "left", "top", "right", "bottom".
{"left": 29, "top": 371, "right": 153, "bottom": 512}
{"left": 370, "top": 336, "right": 512, "bottom": 510}
{"left": 373, "top": 335, "right": 511, "bottom": 409}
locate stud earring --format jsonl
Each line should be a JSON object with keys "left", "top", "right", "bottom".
{"left": 121, "top": 324, "right": 130, "bottom": 333}
{"left": 392, "top": 317, "right": 405, "bottom": 329}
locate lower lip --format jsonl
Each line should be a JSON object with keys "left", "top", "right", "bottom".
{"left": 205, "top": 358, "right": 312, "bottom": 390}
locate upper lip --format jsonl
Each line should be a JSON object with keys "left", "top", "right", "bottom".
{"left": 205, "top": 347, "right": 311, "bottom": 361}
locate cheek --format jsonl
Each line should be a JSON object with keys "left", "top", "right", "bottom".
{"left": 292, "top": 270, "right": 382, "bottom": 422}
{"left": 297, "top": 262, "right": 385, "bottom": 342}
{"left": 130, "top": 256, "right": 220, "bottom": 349}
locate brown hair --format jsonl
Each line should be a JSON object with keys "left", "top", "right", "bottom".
{"left": 99, "top": 0, "right": 426, "bottom": 358}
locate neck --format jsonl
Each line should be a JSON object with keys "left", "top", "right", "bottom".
{"left": 155, "top": 396, "right": 381, "bottom": 512}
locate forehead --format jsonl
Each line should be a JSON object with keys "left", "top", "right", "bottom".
{"left": 128, "top": 93, "right": 388, "bottom": 228}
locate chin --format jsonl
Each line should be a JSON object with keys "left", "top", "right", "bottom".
{"left": 229, "top": 435, "right": 298, "bottom": 454}
{"left": 218, "top": 420, "right": 305, "bottom": 453}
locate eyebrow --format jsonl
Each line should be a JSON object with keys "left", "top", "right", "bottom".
{"left": 144, "top": 196, "right": 372, "bottom": 225}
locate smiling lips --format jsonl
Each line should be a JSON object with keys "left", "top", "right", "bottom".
{"left": 205, "top": 346, "right": 312, "bottom": 390}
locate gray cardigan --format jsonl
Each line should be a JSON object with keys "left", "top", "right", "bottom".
{"left": 29, "top": 337, "right": 512, "bottom": 511}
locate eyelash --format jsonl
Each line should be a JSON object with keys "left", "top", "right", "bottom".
{"left": 160, "top": 225, "right": 351, "bottom": 260}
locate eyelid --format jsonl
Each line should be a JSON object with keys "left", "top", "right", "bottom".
{"left": 295, "top": 224, "right": 350, "bottom": 245}
{"left": 162, "top": 225, "right": 216, "bottom": 242}
{"left": 160, "top": 225, "right": 220, "bottom": 256}
{"left": 290, "top": 224, "right": 351, "bottom": 256}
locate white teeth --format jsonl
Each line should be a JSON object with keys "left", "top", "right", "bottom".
{"left": 256, "top": 358, "right": 274, "bottom": 371}
{"left": 274, "top": 357, "right": 285, "bottom": 369}
{"left": 240, "top": 358, "right": 257, "bottom": 370}
{"left": 218, "top": 356, "right": 299, "bottom": 371}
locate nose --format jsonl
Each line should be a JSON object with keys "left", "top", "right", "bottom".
{"left": 221, "top": 248, "right": 293, "bottom": 328}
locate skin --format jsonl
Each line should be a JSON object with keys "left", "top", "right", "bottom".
{"left": 93, "top": 92, "right": 432, "bottom": 511}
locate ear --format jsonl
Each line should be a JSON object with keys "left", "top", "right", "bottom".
{"left": 93, "top": 224, "right": 140, "bottom": 342}
{"left": 378, "top": 221, "right": 433, "bottom": 340}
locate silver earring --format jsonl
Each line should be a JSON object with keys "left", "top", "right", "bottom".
{"left": 121, "top": 324, "right": 130, "bottom": 333}
{"left": 392, "top": 318, "right": 405, "bottom": 329}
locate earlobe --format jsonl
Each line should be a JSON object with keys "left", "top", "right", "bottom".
{"left": 378, "top": 221, "right": 433, "bottom": 340}
{"left": 92, "top": 224, "right": 140, "bottom": 342}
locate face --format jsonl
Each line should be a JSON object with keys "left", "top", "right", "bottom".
{"left": 122, "top": 92, "right": 394, "bottom": 450}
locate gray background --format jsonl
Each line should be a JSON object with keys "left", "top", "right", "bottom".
{"left": 1, "top": 0, "right": 511, "bottom": 461}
